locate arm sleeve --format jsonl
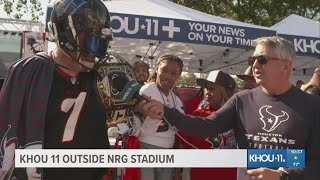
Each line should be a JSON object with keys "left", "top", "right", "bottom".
{"left": 0, "top": 53, "right": 54, "bottom": 180}
{"left": 284, "top": 104, "right": 320, "bottom": 180}
{"left": 163, "top": 94, "right": 238, "bottom": 138}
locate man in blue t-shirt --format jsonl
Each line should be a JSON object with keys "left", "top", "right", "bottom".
{"left": 137, "top": 36, "right": 320, "bottom": 180}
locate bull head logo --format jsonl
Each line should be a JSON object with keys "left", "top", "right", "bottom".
{"left": 259, "top": 105, "right": 289, "bottom": 132}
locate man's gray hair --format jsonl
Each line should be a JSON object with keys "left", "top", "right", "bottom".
{"left": 253, "top": 36, "right": 296, "bottom": 61}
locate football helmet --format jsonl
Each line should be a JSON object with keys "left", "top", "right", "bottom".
{"left": 49, "top": 0, "right": 113, "bottom": 68}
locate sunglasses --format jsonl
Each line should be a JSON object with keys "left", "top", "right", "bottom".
{"left": 248, "top": 55, "right": 283, "bottom": 66}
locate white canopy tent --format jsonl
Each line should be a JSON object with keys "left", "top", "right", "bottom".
{"left": 272, "top": 14, "right": 319, "bottom": 40}
{"left": 271, "top": 14, "right": 320, "bottom": 83}
{"left": 44, "top": 0, "right": 276, "bottom": 75}
{"left": 99, "top": 0, "right": 276, "bottom": 75}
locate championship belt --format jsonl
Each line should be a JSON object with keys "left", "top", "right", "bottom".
{"left": 96, "top": 54, "right": 137, "bottom": 136}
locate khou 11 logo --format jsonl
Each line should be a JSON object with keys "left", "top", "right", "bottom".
{"left": 247, "top": 149, "right": 305, "bottom": 168}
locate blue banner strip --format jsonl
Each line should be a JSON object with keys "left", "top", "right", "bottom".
{"left": 278, "top": 34, "right": 320, "bottom": 57}
{"left": 110, "top": 13, "right": 275, "bottom": 49}
{"left": 247, "top": 149, "right": 305, "bottom": 168}
{"left": 45, "top": 7, "right": 276, "bottom": 50}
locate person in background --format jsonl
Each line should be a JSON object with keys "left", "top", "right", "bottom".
{"left": 0, "top": 0, "right": 113, "bottom": 179}
{"left": 236, "top": 66, "right": 258, "bottom": 90}
{"left": 137, "top": 36, "right": 320, "bottom": 180}
{"left": 295, "top": 80, "right": 304, "bottom": 88}
{"left": 300, "top": 66, "right": 320, "bottom": 91}
{"left": 175, "top": 70, "right": 237, "bottom": 180}
{"left": 133, "top": 61, "right": 150, "bottom": 85}
{"left": 136, "top": 54, "right": 184, "bottom": 180}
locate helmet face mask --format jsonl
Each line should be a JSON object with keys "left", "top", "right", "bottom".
{"left": 50, "top": 0, "right": 113, "bottom": 68}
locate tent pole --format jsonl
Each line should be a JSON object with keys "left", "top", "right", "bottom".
{"left": 199, "top": 59, "right": 203, "bottom": 78}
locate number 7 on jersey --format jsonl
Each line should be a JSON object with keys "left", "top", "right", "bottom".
{"left": 61, "top": 92, "right": 87, "bottom": 142}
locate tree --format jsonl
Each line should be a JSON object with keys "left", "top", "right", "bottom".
{"left": 0, "top": 0, "right": 45, "bottom": 20}
{"left": 2, "top": 0, "right": 319, "bottom": 25}
{"left": 233, "top": 76, "right": 244, "bottom": 92}
{"left": 176, "top": 72, "right": 198, "bottom": 87}
{"left": 0, "top": 0, "right": 115, "bottom": 20}
{"left": 171, "top": 0, "right": 320, "bottom": 26}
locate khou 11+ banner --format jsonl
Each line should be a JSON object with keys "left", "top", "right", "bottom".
{"left": 15, "top": 149, "right": 304, "bottom": 168}
{"left": 44, "top": 9, "right": 276, "bottom": 49}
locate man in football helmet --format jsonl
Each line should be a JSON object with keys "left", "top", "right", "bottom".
{"left": 49, "top": 0, "right": 113, "bottom": 72}
{"left": 0, "top": 0, "right": 114, "bottom": 179}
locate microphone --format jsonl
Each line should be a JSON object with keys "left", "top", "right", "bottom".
{"left": 112, "top": 75, "right": 144, "bottom": 103}
{"left": 112, "top": 75, "right": 165, "bottom": 118}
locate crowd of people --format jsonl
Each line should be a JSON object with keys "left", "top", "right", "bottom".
{"left": 0, "top": 0, "right": 319, "bottom": 180}
{"left": 135, "top": 36, "right": 320, "bottom": 180}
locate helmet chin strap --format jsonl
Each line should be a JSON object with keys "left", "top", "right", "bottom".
{"left": 78, "top": 58, "right": 94, "bottom": 70}
{"left": 77, "top": 45, "right": 111, "bottom": 71}
{"left": 76, "top": 51, "right": 94, "bottom": 71}
{"left": 58, "top": 47, "right": 93, "bottom": 72}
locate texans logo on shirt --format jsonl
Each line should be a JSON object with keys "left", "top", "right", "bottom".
{"left": 205, "top": 129, "right": 236, "bottom": 149}
{"left": 259, "top": 105, "right": 289, "bottom": 132}
{"left": 206, "top": 136, "right": 222, "bottom": 148}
